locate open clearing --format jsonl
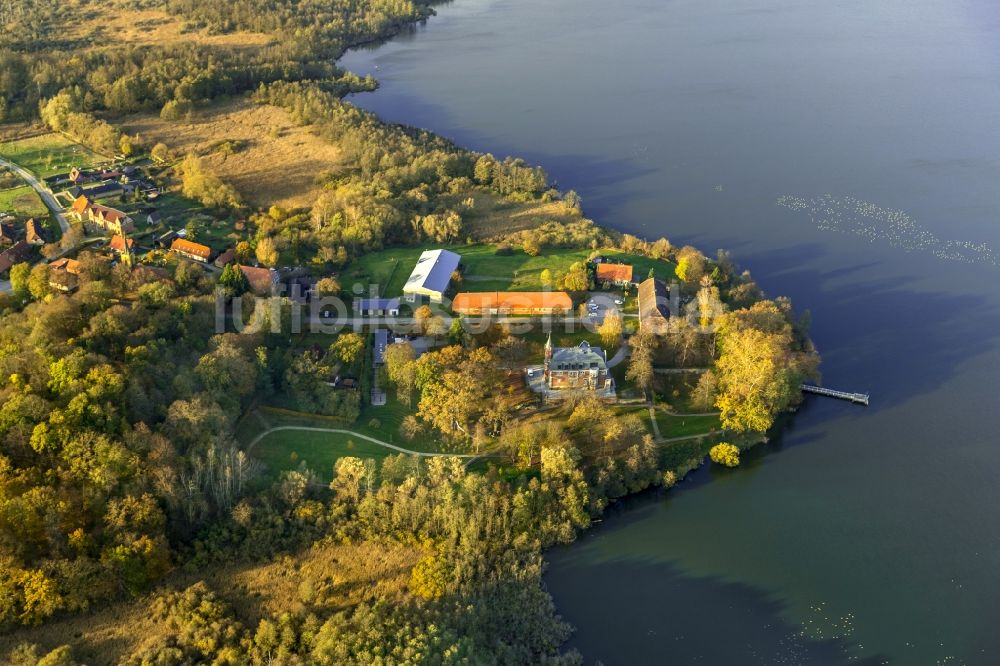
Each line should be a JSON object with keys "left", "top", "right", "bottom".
{"left": 252, "top": 429, "right": 395, "bottom": 482}
{"left": 120, "top": 98, "right": 344, "bottom": 208}
{"left": 458, "top": 191, "right": 587, "bottom": 240}
{"left": 0, "top": 185, "right": 48, "bottom": 217}
{"left": 0, "top": 133, "right": 106, "bottom": 176}
{"left": 58, "top": 4, "right": 273, "bottom": 52}
{"left": 347, "top": 243, "right": 678, "bottom": 296}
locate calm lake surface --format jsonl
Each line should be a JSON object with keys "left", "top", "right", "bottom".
{"left": 340, "top": 1, "right": 1000, "bottom": 662}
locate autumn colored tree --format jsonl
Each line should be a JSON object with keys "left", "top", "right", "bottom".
{"left": 675, "top": 245, "right": 706, "bottom": 287}
{"left": 255, "top": 237, "right": 279, "bottom": 267}
{"left": 597, "top": 311, "right": 623, "bottom": 351}
{"left": 710, "top": 443, "right": 740, "bottom": 467}
{"left": 625, "top": 330, "right": 656, "bottom": 394}
{"left": 713, "top": 301, "right": 817, "bottom": 433}
{"left": 383, "top": 342, "right": 417, "bottom": 404}
{"left": 330, "top": 333, "right": 365, "bottom": 366}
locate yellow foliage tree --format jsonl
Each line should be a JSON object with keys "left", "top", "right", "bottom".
{"left": 710, "top": 443, "right": 740, "bottom": 467}
{"left": 597, "top": 311, "right": 623, "bottom": 351}
{"left": 410, "top": 553, "right": 451, "bottom": 600}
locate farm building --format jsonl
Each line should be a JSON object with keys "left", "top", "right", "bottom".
{"left": 637, "top": 277, "right": 671, "bottom": 334}
{"left": 451, "top": 291, "right": 573, "bottom": 316}
{"left": 170, "top": 238, "right": 212, "bottom": 263}
{"left": 0, "top": 222, "right": 16, "bottom": 247}
{"left": 25, "top": 219, "right": 47, "bottom": 245}
{"left": 48, "top": 257, "right": 82, "bottom": 293}
{"left": 239, "top": 265, "right": 280, "bottom": 296}
{"left": 214, "top": 248, "right": 236, "bottom": 268}
{"left": 595, "top": 262, "right": 633, "bottom": 286}
{"left": 0, "top": 241, "right": 33, "bottom": 276}
{"left": 402, "top": 249, "right": 461, "bottom": 303}
{"left": 70, "top": 195, "right": 134, "bottom": 235}
{"left": 109, "top": 234, "right": 135, "bottom": 254}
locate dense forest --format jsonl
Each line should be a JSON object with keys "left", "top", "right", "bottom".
{"left": 0, "top": 0, "right": 430, "bottom": 122}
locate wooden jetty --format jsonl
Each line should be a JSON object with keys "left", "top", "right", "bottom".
{"left": 801, "top": 384, "right": 869, "bottom": 406}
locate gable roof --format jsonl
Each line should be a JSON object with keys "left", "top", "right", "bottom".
{"left": 49, "top": 257, "right": 82, "bottom": 274}
{"left": 637, "top": 277, "right": 671, "bottom": 327}
{"left": 596, "top": 263, "right": 633, "bottom": 283}
{"left": 452, "top": 291, "right": 573, "bottom": 311}
{"left": 49, "top": 268, "right": 79, "bottom": 292}
{"left": 109, "top": 234, "right": 135, "bottom": 252}
{"left": 71, "top": 194, "right": 91, "bottom": 215}
{"left": 84, "top": 182, "right": 123, "bottom": 198}
{"left": 90, "top": 204, "right": 129, "bottom": 224}
{"left": 0, "top": 241, "right": 33, "bottom": 274}
{"left": 170, "top": 238, "right": 212, "bottom": 259}
{"left": 214, "top": 248, "right": 236, "bottom": 267}
{"left": 25, "top": 219, "right": 47, "bottom": 244}
{"left": 403, "top": 249, "right": 461, "bottom": 295}
{"left": 239, "top": 264, "right": 279, "bottom": 295}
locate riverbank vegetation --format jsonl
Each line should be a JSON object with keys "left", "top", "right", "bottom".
{"left": 0, "top": 0, "right": 820, "bottom": 662}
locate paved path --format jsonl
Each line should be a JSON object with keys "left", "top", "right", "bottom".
{"left": 246, "top": 425, "right": 480, "bottom": 458}
{"left": 0, "top": 280, "right": 9, "bottom": 294}
{"left": 606, "top": 344, "right": 628, "bottom": 369}
{"left": 653, "top": 367, "right": 711, "bottom": 374}
{"left": 657, "top": 432, "right": 717, "bottom": 444}
{"left": 647, "top": 405, "right": 663, "bottom": 439}
{"left": 0, "top": 157, "right": 70, "bottom": 233}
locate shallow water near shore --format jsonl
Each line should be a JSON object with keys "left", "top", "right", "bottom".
{"left": 340, "top": 0, "right": 1000, "bottom": 662}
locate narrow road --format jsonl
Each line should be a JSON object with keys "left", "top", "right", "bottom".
{"left": 0, "top": 157, "right": 70, "bottom": 233}
{"left": 647, "top": 406, "right": 663, "bottom": 439}
{"left": 0, "top": 280, "right": 10, "bottom": 294}
{"left": 246, "top": 425, "right": 481, "bottom": 458}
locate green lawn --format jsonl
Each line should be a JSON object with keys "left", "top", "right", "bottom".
{"left": 603, "top": 249, "right": 677, "bottom": 284}
{"left": 344, "top": 243, "right": 678, "bottom": 297}
{"left": 653, "top": 411, "right": 721, "bottom": 438}
{"left": 0, "top": 185, "right": 48, "bottom": 217}
{"left": 357, "top": 394, "right": 469, "bottom": 454}
{"left": 0, "top": 134, "right": 105, "bottom": 177}
{"left": 347, "top": 246, "right": 425, "bottom": 297}
{"left": 252, "top": 429, "right": 393, "bottom": 482}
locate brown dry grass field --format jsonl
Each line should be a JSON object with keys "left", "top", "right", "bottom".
{"left": 459, "top": 191, "right": 587, "bottom": 240}
{"left": 0, "top": 541, "right": 420, "bottom": 664}
{"left": 120, "top": 99, "right": 585, "bottom": 232}
{"left": 121, "top": 98, "right": 345, "bottom": 208}
{"left": 60, "top": 3, "right": 273, "bottom": 52}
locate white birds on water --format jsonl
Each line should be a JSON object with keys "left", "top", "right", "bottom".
{"left": 776, "top": 194, "right": 1000, "bottom": 266}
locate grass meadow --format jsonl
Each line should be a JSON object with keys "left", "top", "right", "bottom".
{"left": 346, "top": 243, "right": 678, "bottom": 297}
{"left": 0, "top": 133, "right": 106, "bottom": 176}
